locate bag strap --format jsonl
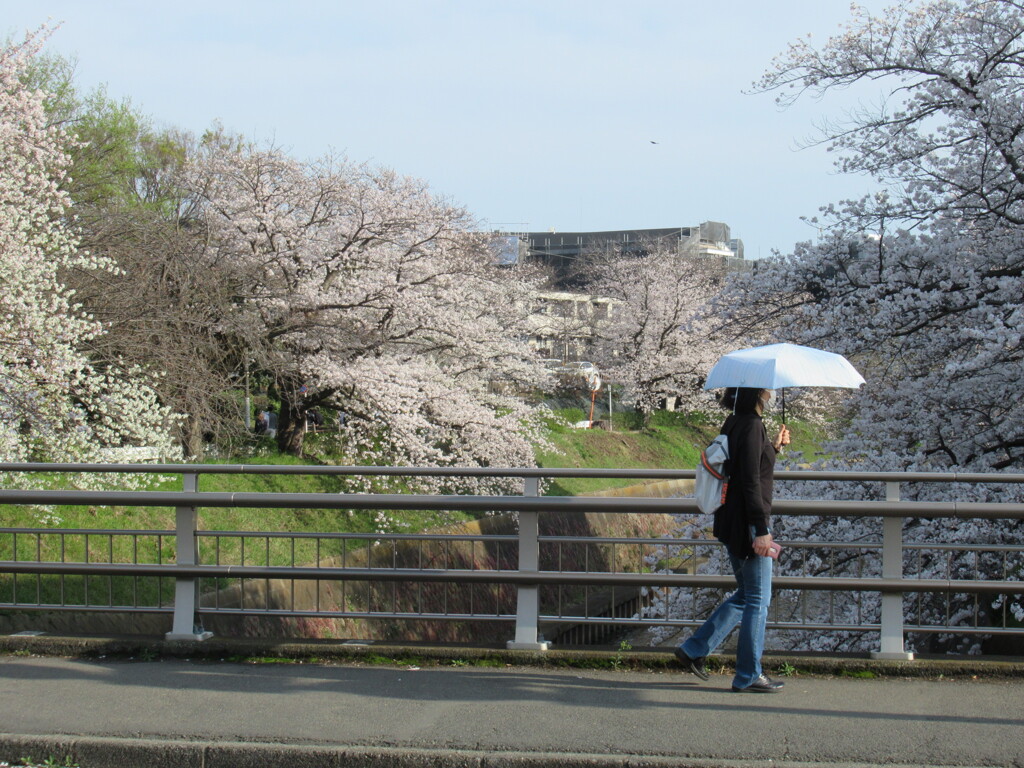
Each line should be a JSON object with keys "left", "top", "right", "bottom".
{"left": 700, "top": 449, "right": 726, "bottom": 481}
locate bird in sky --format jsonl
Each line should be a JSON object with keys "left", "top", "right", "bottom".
{"left": 650, "top": 140, "right": 659, "bottom": 144}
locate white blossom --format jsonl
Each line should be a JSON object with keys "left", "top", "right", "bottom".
{"left": 0, "top": 29, "right": 177, "bottom": 476}
{"left": 654, "top": 0, "right": 1024, "bottom": 653}
{"left": 178, "top": 136, "right": 551, "bottom": 492}
{"left": 589, "top": 246, "right": 732, "bottom": 419}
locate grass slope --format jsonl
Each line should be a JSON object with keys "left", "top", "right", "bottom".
{"left": 2, "top": 409, "right": 824, "bottom": 548}
{"left": 1, "top": 408, "right": 826, "bottom": 619}
{"left": 536, "top": 409, "right": 715, "bottom": 496}
{"left": 537, "top": 407, "right": 829, "bottom": 496}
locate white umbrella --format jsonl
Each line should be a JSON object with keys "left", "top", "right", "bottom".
{"left": 704, "top": 343, "right": 865, "bottom": 420}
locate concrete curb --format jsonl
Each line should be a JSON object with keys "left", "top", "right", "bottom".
{"left": 2, "top": 633, "right": 1023, "bottom": 679}
{"left": 0, "top": 734, "right": 991, "bottom": 768}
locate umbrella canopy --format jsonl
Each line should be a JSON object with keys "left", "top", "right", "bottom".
{"left": 704, "top": 343, "right": 865, "bottom": 391}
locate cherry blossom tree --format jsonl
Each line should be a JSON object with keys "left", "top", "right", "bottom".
{"left": 742, "top": 0, "right": 1024, "bottom": 475}
{"left": 179, "top": 134, "right": 549, "bottom": 484}
{"left": 20, "top": 51, "right": 242, "bottom": 458}
{"left": 752, "top": 0, "right": 1024, "bottom": 650}
{"left": 72, "top": 204, "right": 241, "bottom": 459}
{"left": 0, "top": 29, "right": 176, "bottom": 466}
{"left": 650, "top": 0, "right": 1024, "bottom": 654}
{"left": 588, "top": 244, "right": 733, "bottom": 425}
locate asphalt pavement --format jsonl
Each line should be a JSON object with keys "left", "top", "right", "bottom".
{"left": 2, "top": 652, "right": 1023, "bottom": 768}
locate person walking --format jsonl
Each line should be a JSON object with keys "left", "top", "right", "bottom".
{"left": 676, "top": 386, "right": 790, "bottom": 692}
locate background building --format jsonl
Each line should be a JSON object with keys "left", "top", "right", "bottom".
{"left": 525, "top": 290, "right": 620, "bottom": 363}
{"left": 515, "top": 221, "right": 745, "bottom": 288}
{"left": 494, "top": 221, "right": 746, "bottom": 364}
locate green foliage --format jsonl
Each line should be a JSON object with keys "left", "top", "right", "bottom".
{"left": 24, "top": 50, "right": 189, "bottom": 216}
{"left": 542, "top": 408, "right": 584, "bottom": 433}
{"left": 362, "top": 652, "right": 426, "bottom": 667}
{"left": 536, "top": 408, "right": 715, "bottom": 496}
{"left": 783, "top": 418, "right": 831, "bottom": 460}
{"left": 471, "top": 657, "right": 506, "bottom": 667}
{"left": 611, "top": 639, "right": 633, "bottom": 670}
{"left": 840, "top": 668, "right": 877, "bottom": 679}
{"left": 535, "top": 407, "right": 825, "bottom": 495}
{"left": 71, "top": 88, "right": 150, "bottom": 207}
{"left": 11, "top": 756, "right": 78, "bottom": 768}
{"left": 16, "top": 47, "right": 78, "bottom": 121}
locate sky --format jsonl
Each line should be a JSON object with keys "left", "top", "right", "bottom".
{"left": 3, "top": 0, "right": 894, "bottom": 259}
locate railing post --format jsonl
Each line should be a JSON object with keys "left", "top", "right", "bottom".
{"left": 507, "top": 476, "right": 549, "bottom": 650}
{"left": 166, "top": 471, "right": 213, "bottom": 641}
{"left": 871, "top": 480, "right": 913, "bottom": 660}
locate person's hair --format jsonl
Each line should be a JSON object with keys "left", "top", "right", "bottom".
{"left": 720, "top": 387, "right": 763, "bottom": 414}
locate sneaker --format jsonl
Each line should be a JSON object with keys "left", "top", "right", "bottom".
{"left": 673, "top": 646, "right": 709, "bottom": 681}
{"left": 731, "top": 674, "right": 784, "bottom": 693}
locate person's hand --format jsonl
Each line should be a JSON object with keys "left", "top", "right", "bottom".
{"left": 752, "top": 534, "right": 774, "bottom": 557}
{"left": 774, "top": 424, "right": 791, "bottom": 452}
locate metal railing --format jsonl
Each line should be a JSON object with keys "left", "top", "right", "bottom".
{"left": 1, "top": 463, "right": 1022, "bottom": 658}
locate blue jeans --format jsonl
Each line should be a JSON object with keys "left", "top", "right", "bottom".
{"left": 680, "top": 550, "right": 773, "bottom": 689}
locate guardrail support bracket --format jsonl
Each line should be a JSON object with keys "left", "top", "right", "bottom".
{"left": 508, "top": 479, "right": 550, "bottom": 651}
{"left": 871, "top": 483, "right": 914, "bottom": 660}
{"left": 166, "top": 472, "right": 214, "bottom": 642}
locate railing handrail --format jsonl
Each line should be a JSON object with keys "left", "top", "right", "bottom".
{"left": 1, "top": 461, "right": 1023, "bottom": 485}
{"left": 2, "top": 560, "right": 1019, "bottom": 595}
{"left": 2, "top": 463, "right": 1023, "bottom": 656}
{"left": 4, "top": 525, "right": 1024, "bottom": 553}
{"left": 1, "top": 488, "right": 1023, "bottom": 522}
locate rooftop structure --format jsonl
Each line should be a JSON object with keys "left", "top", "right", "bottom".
{"left": 504, "top": 221, "right": 745, "bottom": 288}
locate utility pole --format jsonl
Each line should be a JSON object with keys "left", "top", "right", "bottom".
{"left": 244, "top": 357, "right": 251, "bottom": 431}
{"left": 607, "top": 379, "right": 613, "bottom": 431}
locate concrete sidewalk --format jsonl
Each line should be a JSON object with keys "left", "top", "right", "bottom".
{"left": 2, "top": 651, "right": 1023, "bottom": 768}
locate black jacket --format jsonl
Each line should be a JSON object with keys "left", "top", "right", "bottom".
{"left": 712, "top": 412, "right": 776, "bottom": 559}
